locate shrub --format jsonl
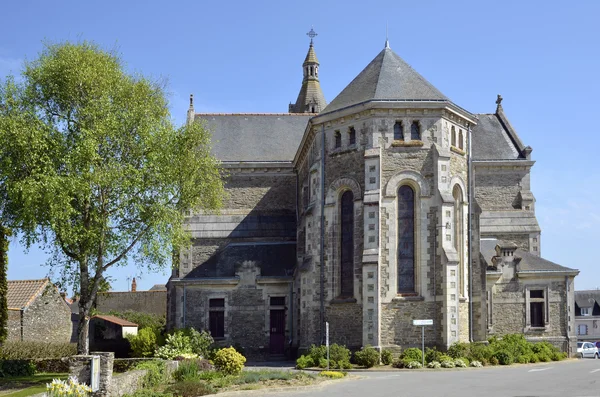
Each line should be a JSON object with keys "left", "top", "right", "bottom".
{"left": 489, "top": 334, "right": 533, "bottom": 363}
{"left": 427, "top": 361, "right": 441, "bottom": 369}
{"left": 489, "top": 356, "right": 499, "bottom": 365}
{"left": 124, "top": 391, "right": 173, "bottom": 397}
{"left": 182, "top": 328, "right": 214, "bottom": 358}
{"left": 154, "top": 332, "right": 196, "bottom": 360}
{"left": 173, "top": 360, "right": 201, "bottom": 382}
{"left": 168, "top": 381, "right": 215, "bottom": 397}
{"left": 552, "top": 352, "right": 567, "bottom": 361}
{"left": 391, "top": 359, "right": 404, "bottom": 369}
{"left": 329, "top": 344, "right": 351, "bottom": 365}
{"left": 425, "top": 347, "right": 443, "bottom": 364}
{"left": 213, "top": 347, "right": 246, "bottom": 375}
{"left": 235, "top": 370, "right": 293, "bottom": 384}
{"left": 405, "top": 361, "right": 422, "bottom": 369}
{"left": 401, "top": 348, "right": 423, "bottom": 362}
{"left": 336, "top": 359, "right": 352, "bottom": 370}
{"left": 467, "top": 343, "right": 493, "bottom": 365}
{"left": 381, "top": 349, "right": 394, "bottom": 365}
{"left": 308, "top": 344, "right": 327, "bottom": 365}
{"left": 0, "top": 342, "right": 76, "bottom": 359}
{"left": 136, "top": 360, "right": 168, "bottom": 388}
{"left": 448, "top": 342, "right": 470, "bottom": 359}
{"left": 128, "top": 328, "right": 159, "bottom": 358}
{"left": 354, "top": 346, "right": 380, "bottom": 368}
{"left": 529, "top": 354, "right": 540, "bottom": 363}
{"left": 470, "top": 361, "right": 483, "bottom": 368}
{"left": 493, "top": 350, "right": 513, "bottom": 366}
{"left": 441, "top": 360, "right": 455, "bottom": 368}
{"left": 438, "top": 354, "right": 452, "bottom": 363}
{"left": 537, "top": 353, "right": 551, "bottom": 362}
{"left": 319, "top": 371, "right": 346, "bottom": 379}
{"left": 295, "top": 355, "right": 313, "bottom": 369}
{"left": 0, "top": 360, "right": 36, "bottom": 377}
{"left": 454, "top": 358, "right": 467, "bottom": 368}
{"left": 517, "top": 355, "right": 530, "bottom": 364}
{"left": 106, "top": 310, "right": 166, "bottom": 334}
{"left": 46, "top": 377, "right": 92, "bottom": 397}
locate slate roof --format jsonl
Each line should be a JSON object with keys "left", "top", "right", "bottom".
{"left": 184, "top": 242, "right": 296, "bottom": 279}
{"left": 149, "top": 284, "right": 167, "bottom": 291}
{"left": 92, "top": 315, "right": 138, "bottom": 327}
{"left": 480, "top": 239, "right": 577, "bottom": 273}
{"left": 472, "top": 114, "right": 522, "bottom": 160}
{"left": 7, "top": 279, "right": 49, "bottom": 310}
{"left": 575, "top": 291, "right": 600, "bottom": 309}
{"left": 322, "top": 47, "right": 449, "bottom": 115}
{"left": 196, "top": 114, "right": 311, "bottom": 162}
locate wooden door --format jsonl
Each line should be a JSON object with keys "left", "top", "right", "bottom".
{"left": 269, "top": 309, "right": 285, "bottom": 355}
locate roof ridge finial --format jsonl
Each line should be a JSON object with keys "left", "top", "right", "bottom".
{"left": 385, "top": 22, "right": 390, "bottom": 49}
{"left": 307, "top": 26, "right": 318, "bottom": 45}
{"left": 495, "top": 94, "right": 503, "bottom": 113}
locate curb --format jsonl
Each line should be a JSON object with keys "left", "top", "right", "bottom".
{"left": 203, "top": 377, "right": 354, "bottom": 396}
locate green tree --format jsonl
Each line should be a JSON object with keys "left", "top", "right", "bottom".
{"left": 0, "top": 41, "right": 224, "bottom": 354}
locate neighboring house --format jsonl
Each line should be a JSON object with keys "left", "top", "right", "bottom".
{"left": 95, "top": 278, "right": 166, "bottom": 316}
{"left": 7, "top": 279, "right": 72, "bottom": 343}
{"left": 167, "top": 33, "right": 578, "bottom": 358}
{"left": 574, "top": 291, "right": 600, "bottom": 341}
{"left": 89, "top": 315, "right": 138, "bottom": 358}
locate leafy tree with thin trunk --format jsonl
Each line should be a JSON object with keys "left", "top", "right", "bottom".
{"left": 0, "top": 42, "right": 224, "bottom": 354}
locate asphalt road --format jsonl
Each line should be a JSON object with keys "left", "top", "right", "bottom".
{"left": 262, "top": 359, "right": 600, "bottom": 397}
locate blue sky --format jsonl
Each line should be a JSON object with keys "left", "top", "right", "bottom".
{"left": 1, "top": 0, "right": 598, "bottom": 292}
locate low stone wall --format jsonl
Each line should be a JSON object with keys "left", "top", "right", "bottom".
{"left": 109, "top": 370, "right": 146, "bottom": 397}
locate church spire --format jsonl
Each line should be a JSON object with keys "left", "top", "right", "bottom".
{"left": 289, "top": 28, "right": 327, "bottom": 114}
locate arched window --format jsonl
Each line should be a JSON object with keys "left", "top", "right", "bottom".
{"left": 340, "top": 191, "right": 354, "bottom": 297}
{"left": 453, "top": 185, "right": 464, "bottom": 296}
{"left": 397, "top": 185, "right": 415, "bottom": 293}
{"left": 393, "top": 121, "right": 404, "bottom": 141}
{"left": 348, "top": 126, "right": 356, "bottom": 145}
{"left": 451, "top": 126, "right": 456, "bottom": 147}
{"left": 334, "top": 131, "right": 341, "bottom": 148}
{"left": 411, "top": 121, "right": 421, "bottom": 140}
{"left": 459, "top": 130, "right": 464, "bottom": 150}
{"left": 310, "top": 66, "right": 314, "bottom": 76}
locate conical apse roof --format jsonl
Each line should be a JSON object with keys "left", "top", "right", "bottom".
{"left": 322, "top": 47, "right": 448, "bottom": 114}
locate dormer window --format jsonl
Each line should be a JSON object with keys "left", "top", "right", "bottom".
{"left": 334, "top": 131, "right": 341, "bottom": 148}
{"left": 451, "top": 126, "right": 456, "bottom": 146}
{"left": 581, "top": 307, "right": 591, "bottom": 316}
{"left": 394, "top": 121, "right": 404, "bottom": 140}
{"left": 348, "top": 127, "right": 356, "bottom": 145}
{"left": 411, "top": 121, "right": 420, "bottom": 140}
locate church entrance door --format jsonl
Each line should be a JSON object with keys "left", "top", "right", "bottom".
{"left": 269, "top": 309, "right": 285, "bottom": 355}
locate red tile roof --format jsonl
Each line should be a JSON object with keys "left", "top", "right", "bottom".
{"left": 7, "top": 279, "right": 49, "bottom": 310}
{"left": 92, "top": 315, "right": 138, "bottom": 327}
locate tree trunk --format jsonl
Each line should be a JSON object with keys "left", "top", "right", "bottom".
{"left": 77, "top": 303, "right": 90, "bottom": 354}
{"left": 0, "top": 226, "right": 9, "bottom": 345}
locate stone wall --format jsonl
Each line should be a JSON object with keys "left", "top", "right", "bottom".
{"left": 474, "top": 170, "right": 525, "bottom": 211}
{"left": 380, "top": 301, "right": 438, "bottom": 348}
{"left": 7, "top": 309, "right": 21, "bottom": 341}
{"left": 96, "top": 291, "right": 166, "bottom": 317}
{"left": 223, "top": 174, "right": 296, "bottom": 211}
{"left": 22, "top": 284, "right": 72, "bottom": 343}
{"left": 325, "top": 303, "right": 362, "bottom": 349}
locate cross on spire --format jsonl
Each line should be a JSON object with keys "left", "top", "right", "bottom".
{"left": 496, "top": 94, "right": 503, "bottom": 106}
{"left": 307, "top": 27, "right": 318, "bottom": 44}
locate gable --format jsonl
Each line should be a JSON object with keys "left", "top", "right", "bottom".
{"left": 7, "top": 279, "right": 48, "bottom": 310}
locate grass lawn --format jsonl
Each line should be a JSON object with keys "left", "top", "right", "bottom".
{"left": 0, "top": 373, "right": 68, "bottom": 397}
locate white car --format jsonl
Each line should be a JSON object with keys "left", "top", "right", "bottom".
{"left": 577, "top": 342, "right": 599, "bottom": 358}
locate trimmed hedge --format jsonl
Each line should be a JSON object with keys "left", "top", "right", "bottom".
{"left": 0, "top": 342, "right": 76, "bottom": 359}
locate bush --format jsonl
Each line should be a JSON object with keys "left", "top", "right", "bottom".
{"left": 448, "top": 342, "right": 470, "bottom": 359}
{"left": 529, "top": 354, "right": 540, "bottom": 363}
{"left": 182, "top": 328, "right": 214, "bottom": 358}
{"left": 124, "top": 390, "right": 173, "bottom": 397}
{"left": 438, "top": 354, "right": 452, "bottom": 363}
{"left": 136, "top": 360, "right": 168, "bottom": 388}
{"left": 155, "top": 332, "right": 196, "bottom": 360}
{"left": 425, "top": 347, "right": 443, "bottom": 364}
{"left": 0, "top": 360, "right": 36, "bottom": 377}
{"left": 381, "top": 349, "right": 394, "bottom": 366}
{"left": 168, "top": 381, "right": 215, "bottom": 397}
{"left": 329, "top": 344, "right": 351, "bottom": 365}
{"left": 213, "top": 347, "right": 246, "bottom": 375}
{"left": 318, "top": 358, "right": 328, "bottom": 369}
{"left": 308, "top": 344, "right": 326, "bottom": 365}
{"left": 489, "top": 356, "right": 499, "bottom": 365}
{"left": 427, "top": 361, "right": 441, "bottom": 369}
{"left": 405, "top": 361, "right": 422, "bottom": 369}
{"left": 401, "top": 348, "right": 423, "bottom": 362}
{"left": 493, "top": 350, "right": 513, "bottom": 366}
{"left": 295, "top": 355, "right": 313, "bottom": 369}
{"left": 441, "top": 360, "right": 455, "bottom": 368}
{"left": 517, "top": 355, "right": 530, "bottom": 364}
{"left": 128, "top": 328, "right": 159, "bottom": 358}
{"left": 319, "top": 371, "right": 346, "bottom": 379}
{"left": 0, "top": 342, "right": 76, "bottom": 359}
{"left": 489, "top": 334, "right": 532, "bottom": 364}
{"left": 467, "top": 343, "right": 493, "bottom": 365}
{"left": 354, "top": 346, "right": 380, "bottom": 368}
{"left": 470, "top": 360, "right": 483, "bottom": 367}
{"left": 114, "top": 359, "right": 155, "bottom": 373}
{"left": 454, "top": 358, "right": 467, "bottom": 368}
{"left": 106, "top": 310, "right": 166, "bottom": 334}
{"left": 173, "top": 360, "right": 201, "bottom": 382}
{"left": 552, "top": 351, "right": 567, "bottom": 361}
{"left": 46, "top": 377, "right": 92, "bottom": 397}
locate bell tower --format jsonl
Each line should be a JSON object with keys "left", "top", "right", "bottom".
{"left": 289, "top": 28, "right": 327, "bottom": 113}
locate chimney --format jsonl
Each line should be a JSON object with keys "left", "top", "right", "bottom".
{"left": 131, "top": 277, "right": 137, "bottom": 292}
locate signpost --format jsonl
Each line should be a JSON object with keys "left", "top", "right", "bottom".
{"left": 412, "top": 319, "right": 433, "bottom": 367}
{"left": 325, "top": 322, "right": 330, "bottom": 370}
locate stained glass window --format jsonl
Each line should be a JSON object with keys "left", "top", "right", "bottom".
{"left": 340, "top": 191, "right": 354, "bottom": 297}
{"left": 397, "top": 185, "right": 415, "bottom": 293}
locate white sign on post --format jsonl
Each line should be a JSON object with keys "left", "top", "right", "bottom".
{"left": 413, "top": 319, "right": 433, "bottom": 326}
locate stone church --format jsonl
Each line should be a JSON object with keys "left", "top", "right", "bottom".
{"left": 166, "top": 33, "right": 579, "bottom": 358}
